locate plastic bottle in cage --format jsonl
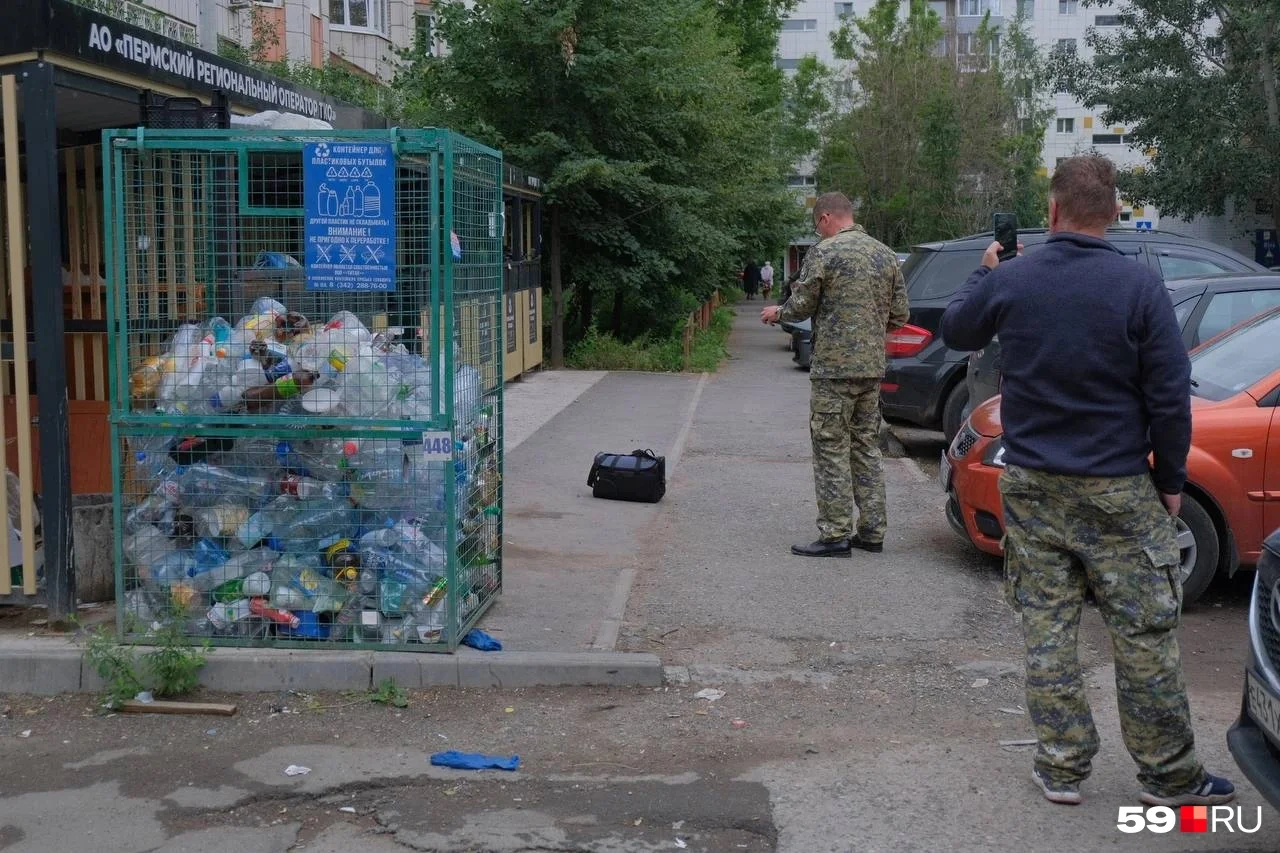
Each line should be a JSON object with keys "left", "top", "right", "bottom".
{"left": 280, "top": 474, "right": 342, "bottom": 501}
{"left": 177, "top": 464, "right": 273, "bottom": 508}
{"left": 235, "top": 495, "right": 292, "bottom": 548}
{"left": 209, "top": 357, "right": 267, "bottom": 411}
{"left": 348, "top": 440, "right": 409, "bottom": 511}
{"left": 454, "top": 365, "right": 482, "bottom": 432}
{"left": 190, "top": 538, "right": 231, "bottom": 575}
{"left": 192, "top": 504, "right": 252, "bottom": 540}
{"left": 190, "top": 548, "right": 279, "bottom": 593}
{"left": 268, "top": 498, "right": 357, "bottom": 552}
{"left": 149, "top": 550, "right": 198, "bottom": 587}
{"left": 123, "top": 525, "right": 178, "bottom": 583}
{"left": 207, "top": 317, "right": 233, "bottom": 359}
{"left": 249, "top": 597, "right": 300, "bottom": 629}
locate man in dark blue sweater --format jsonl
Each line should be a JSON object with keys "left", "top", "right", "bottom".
{"left": 941, "top": 155, "right": 1235, "bottom": 808}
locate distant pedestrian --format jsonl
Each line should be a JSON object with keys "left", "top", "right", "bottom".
{"left": 940, "top": 154, "right": 1235, "bottom": 808}
{"left": 761, "top": 192, "right": 909, "bottom": 558}
{"left": 742, "top": 261, "right": 761, "bottom": 301}
{"left": 760, "top": 261, "right": 774, "bottom": 301}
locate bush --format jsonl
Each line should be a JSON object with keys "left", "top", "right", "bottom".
{"left": 568, "top": 305, "right": 735, "bottom": 373}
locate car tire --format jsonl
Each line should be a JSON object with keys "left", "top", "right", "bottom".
{"left": 1176, "top": 493, "right": 1219, "bottom": 606}
{"left": 941, "top": 381, "right": 969, "bottom": 444}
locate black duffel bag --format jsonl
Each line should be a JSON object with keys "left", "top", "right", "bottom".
{"left": 588, "top": 449, "right": 666, "bottom": 503}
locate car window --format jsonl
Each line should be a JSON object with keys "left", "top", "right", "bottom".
{"left": 907, "top": 250, "right": 985, "bottom": 300}
{"left": 1156, "top": 253, "right": 1236, "bottom": 280}
{"left": 1172, "top": 294, "right": 1200, "bottom": 331}
{"left": 1189, "top": 310, "right": 1280, "bottom": 401}
{"left": 1194, "top": 289, "right": 1280, "bottom": 346}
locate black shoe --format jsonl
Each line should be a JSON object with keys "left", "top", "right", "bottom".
{"left": 850, "top": 535, "right": 884, "bottom": 553}
{"left": 791, "top": 539, "right": 852, "bottom": 558}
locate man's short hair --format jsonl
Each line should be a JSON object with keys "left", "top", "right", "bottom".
{"left": 1049, "top": 155, "right": 1118, "bottom": 228}
{"left": 813, "top": 192, "right": 855, "bottom": 220}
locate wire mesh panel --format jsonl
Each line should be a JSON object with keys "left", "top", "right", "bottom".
{"left": 104, "top": 129, "right": 503, "bottom": 651}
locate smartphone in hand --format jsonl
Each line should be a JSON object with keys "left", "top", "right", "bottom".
{"left": 993, "top": 213, "right": 1018, "bottom": 262}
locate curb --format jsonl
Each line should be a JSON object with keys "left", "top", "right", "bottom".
{"left": 0, "top": 641, "right": 664, "bottom": 695}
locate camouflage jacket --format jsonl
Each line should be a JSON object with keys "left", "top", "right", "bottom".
{"left": 779, "top": 224, "right": 910, "bottom": 380}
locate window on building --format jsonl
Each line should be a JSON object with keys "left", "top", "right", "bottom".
{"left": 958, "top": 32, "right": 999, "bottom": 56}
{"left": 1206, "top": 36, "right": 1225, "bottom": 62}
{"left": 960, "top": 0, "right": 981, "bottom": 14}
{"left": 781, "top": 18, "right": 818, "bottom": 31}
{"left": 1055, "top": 38, "right": 1077, "bottom": 55}
{"left": 1094, "top": 14, "right": 1122, "bottom": 26}
{"left": 1118, "top": 211, "right": 1131, "bottom": 221}
{"left": 787, "top": 175, "right": 818, "bottom": 188}
{"left": 1091, "top": 133, "right": 1128, "bottom": 145}
{"left": 1059, "top": 0, "right": 1078, "bottom": 13}
{"left": 1055, "top": 117, "right": 1075, "bottom": 133}
{"left": 414, "top": 11, "right": 435, "bottom": 53}
{"left": 330, "top": 0, "right": 390, "bottom": 34}
{"left": 835, "top": 2, "right": 854, "bottom": 15}
{"left": 776, "top": 58, "right": 801, "bottom": 70}
{"left": 1016, "top": 0, "right": 1034, "bottom": 18}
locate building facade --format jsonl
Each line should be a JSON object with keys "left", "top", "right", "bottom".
{"left": 776, "top": 0, "right": 1273, "bottom": 259}
{"left": 79, "top": 0, "right": 436, "bottom": 85}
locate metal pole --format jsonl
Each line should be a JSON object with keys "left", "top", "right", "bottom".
{"left": 22, "top": 62, "right": 75, "bottom": 622}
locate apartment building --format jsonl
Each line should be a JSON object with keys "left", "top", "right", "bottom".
{"left": 776, "top": 0, "right": 1272, "bottom": 257}
{"left": 97, "top": 0, "right": 436, "bottom": 84}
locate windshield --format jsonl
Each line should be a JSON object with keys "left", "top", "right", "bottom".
{"left": 1188, "top": 309, "right": 1280, "bottom": 401}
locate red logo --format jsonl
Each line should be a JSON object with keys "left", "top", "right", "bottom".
{"left": 1181, "top": 805, "right": 1208, "bottom": 833}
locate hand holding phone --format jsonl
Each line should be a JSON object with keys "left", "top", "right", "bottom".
{"left": 993, "top": 213, "right": 1018, "bottom": 262}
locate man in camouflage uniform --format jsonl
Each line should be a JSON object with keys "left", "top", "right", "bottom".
{"left": 941, "top": 155, "right": 1235, "bottom": 807}
{"left": 761, "top": 192, "right": 909, "bottom": 558}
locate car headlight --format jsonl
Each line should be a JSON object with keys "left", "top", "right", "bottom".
{"left": 983, "top": 438, "right": 1006, "bottom": 468}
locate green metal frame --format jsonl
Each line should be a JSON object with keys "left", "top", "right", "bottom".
{"left": 103, "top": 127, "right": 503, "bottom": 652}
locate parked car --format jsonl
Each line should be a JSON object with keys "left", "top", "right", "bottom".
{"left": 779, "top": 252, "right": 910, "bottom": 372}
{"left": 1228, "top": 526, "right": 1280, "bottom": 810}
{"left": 942, "top": 305, "right": 1280, "bottom": 604}
{"left": 966, "top": 273, "right": 1280, "bottom": 417}
{"left": 887, "top": 228, "right": 1264, "bottom": 442}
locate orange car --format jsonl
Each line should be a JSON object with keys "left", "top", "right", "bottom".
{"left": 943, "top": 306, "right": 1280, "bottom": 604}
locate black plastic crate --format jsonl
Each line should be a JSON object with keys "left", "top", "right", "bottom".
{"left": 140, "top": 90, "right": 230, "bottom": 130}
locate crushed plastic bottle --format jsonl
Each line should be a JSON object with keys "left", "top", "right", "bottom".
{"left": 176, "top": 464, "right": 273, "bottom": 509}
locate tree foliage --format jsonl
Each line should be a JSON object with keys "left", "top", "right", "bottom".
{"left": 816, "top": 0, "right": 1051, "bottom": 248}
{"left": 1062, "top": 0, "right": 1280, "bottom": 232}
{"left": 397, "top": 0, "right": 804, "bottom": 342}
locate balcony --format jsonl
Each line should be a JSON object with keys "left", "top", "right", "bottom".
{"left": 69, "top": 0, "right": 198, "bottom": 46}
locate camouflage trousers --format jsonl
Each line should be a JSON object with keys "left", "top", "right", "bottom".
{"left": 810, "top": 379, "right": 886, "bottom": 543}
{"left": 1000, "top": 464, "right": 1205, "bottom": 795}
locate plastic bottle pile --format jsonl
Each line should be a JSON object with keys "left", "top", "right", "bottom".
{"left": 121, "top": 298, "right": 500, "bottom": 645}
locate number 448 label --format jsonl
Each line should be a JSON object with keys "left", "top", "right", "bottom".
{"left": 422, "top": 432, "right": 454, "bottom": 461}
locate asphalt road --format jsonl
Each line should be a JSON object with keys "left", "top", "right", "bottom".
{"left": 0, "top": 308, "right": 1269, "bottom": 853}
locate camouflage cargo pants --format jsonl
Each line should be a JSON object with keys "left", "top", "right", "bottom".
{"left": 810, "top": 379, "right": 886, "bottom": 543}
{"left": 1000, "top": 464, "right": 1205, "bottom": 795}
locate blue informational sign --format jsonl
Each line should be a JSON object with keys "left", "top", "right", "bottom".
{"left": 303, "top": 141, "right": 396, "bottom": 291}
{"left": 1135, "top": 220, "right": 1153, "bottom": 230}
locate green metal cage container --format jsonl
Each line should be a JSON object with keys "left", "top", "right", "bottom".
{"left": 103, "top": 128, "right": 504, "bottom": 652}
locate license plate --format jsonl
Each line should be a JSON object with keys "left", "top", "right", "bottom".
{"left": 939, "top": 450, "right": 953, "bottom": 491}
{"left": 1247, "top": 671, "right": 1280, "bottom": 747}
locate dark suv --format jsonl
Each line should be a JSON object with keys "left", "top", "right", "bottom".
{"left": 884, "top": 228, "right": 1264, "bottom": 441}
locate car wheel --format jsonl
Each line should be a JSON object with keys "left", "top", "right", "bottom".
{"left": 1176, "top": 493, "right": 1219, "bottom": 605}
{"left": 941, "top": 381, "right": 969, "bottom": 444}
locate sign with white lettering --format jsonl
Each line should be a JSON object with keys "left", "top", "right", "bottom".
{"left": 303, "top": 142, "right": 397, "bottom": 291}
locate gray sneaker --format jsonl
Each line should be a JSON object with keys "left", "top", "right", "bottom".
{"left": 1032, "top": 769, "right": 1082, "bottom": 805}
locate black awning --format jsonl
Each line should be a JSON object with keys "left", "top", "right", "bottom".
{"left": 0, "top": 0, "right": 387, "bottom": 129}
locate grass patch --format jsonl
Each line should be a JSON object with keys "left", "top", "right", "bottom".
{"left": 568, "top": 306, "right": 736, "bottom": 373}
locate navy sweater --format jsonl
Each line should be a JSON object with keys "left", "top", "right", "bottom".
{"left": 940, "top": 233, "right": 1191, "bottom": 494}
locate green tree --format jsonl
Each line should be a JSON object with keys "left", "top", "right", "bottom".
{"left": 1063, "top": 0, "right": 1280, "bottom": 232}
{"left": 400, "top": 0, "right": 800, "bottom": 360}
{"left": 816, "top": 0, "right": 1052, "bottom": 246}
